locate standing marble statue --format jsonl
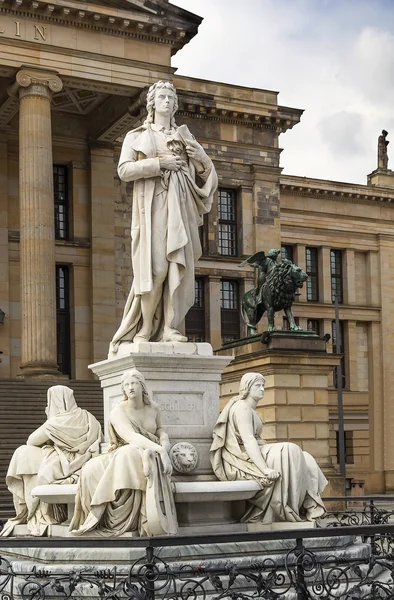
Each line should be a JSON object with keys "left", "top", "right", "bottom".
{"left": 378, "top": 130, "right": 389, "bottom": 169}
{"left": 110, "top": 81, "right": 217, "bottom": 350}
{"left": 210, "top": 373, "right": 327, "bottom": 524}
{"left": 70, "top": 369, "right": 177, "bottom": 537}
{"left": 1, "top": 386, "right": 102, "bottom": 537}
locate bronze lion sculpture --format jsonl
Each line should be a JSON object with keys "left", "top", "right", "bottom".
{"left": 241, "top": 254, "right": 307, "bottom": 333}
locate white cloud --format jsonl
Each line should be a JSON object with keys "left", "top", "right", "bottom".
{"left": 172, "top": 0, "right": 394, "bottom": 184}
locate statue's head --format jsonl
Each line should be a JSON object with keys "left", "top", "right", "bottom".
{"left": 268, "top": 249, "right": 280, "bottom": 260}
{"left": 382, "top": 129, "right": 388, "bottom": 137}
{"left": 238, "top": 372, "right": 265, "bottom": 400}
{"left": 144, "top": 80, "right": 178, "bottom": 128}
{"left": 121, "top": 369, "right": 151, "bottom": 405}
{"left": 45, "top": 385, "right": 77, "bottom": 418}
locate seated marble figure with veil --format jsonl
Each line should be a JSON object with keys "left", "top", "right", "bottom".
{"left": 1, "top": 385, "right": 102, "bottom": 537}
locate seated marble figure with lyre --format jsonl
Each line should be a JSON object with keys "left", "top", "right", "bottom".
{"left": 70, "top": 369, "right": 177, "bottom": 537}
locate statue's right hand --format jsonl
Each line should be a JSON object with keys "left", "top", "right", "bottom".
{"left": 159, "top": 156, "right": 182, "bottom": 171}
{"left": 160, "top": 450, "right": 173, "bottom": 476}
{"left": 262, "top": 468, "right": 280, "bottom": 481}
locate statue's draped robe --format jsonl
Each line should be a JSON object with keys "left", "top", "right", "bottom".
{"left": 1, "top": 387, "right": 102, "bottom": 537}
{"left": 70, "top": 417, "right": 160, "bottom": 537}
{"left": 210, "top": 398, "right": 327, "bottom": 523}
{"left": 110, "top": 124, "right": 217, "bottom": 350}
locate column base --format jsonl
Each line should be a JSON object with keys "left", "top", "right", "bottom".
{"left": 19, "top": 360, "right": 63, "bottom": 379}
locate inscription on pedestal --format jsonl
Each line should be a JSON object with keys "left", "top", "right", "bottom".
{"left": 154, "top": 393, "right": 204, "bottom": 426}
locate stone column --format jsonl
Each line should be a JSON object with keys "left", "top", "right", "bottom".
{"left": 208, "top": 276, "right": 222, "bottom": 350}
{"left": 10, "top": 68, "right": 63, "bottom": 377}
{"left": 251, "top": 165, "right": 281, "bottom": 252}
{"left": 344, "top": 249, "right": 356, "bottom": 304}
{"left": 321, "top": 247, "right": 332, "bottom": 304}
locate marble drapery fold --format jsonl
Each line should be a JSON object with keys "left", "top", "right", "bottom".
{"left": 69, "top": 420, "right": 158, "bottom": 536}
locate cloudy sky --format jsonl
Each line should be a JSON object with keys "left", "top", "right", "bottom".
{"left": 172, "top": 0, "right": 394, "bottom": 185}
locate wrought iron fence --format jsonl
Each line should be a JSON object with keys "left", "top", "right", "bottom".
{"left": 1, "top": 525, "right": 394, "bottom": 599}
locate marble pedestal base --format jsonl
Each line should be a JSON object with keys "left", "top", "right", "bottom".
{"left": 90, "top": 342, "right": 232, "bottom": 477}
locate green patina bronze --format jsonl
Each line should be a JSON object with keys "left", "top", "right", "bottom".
{"left": 240, "top": 249, "right": 308, "bottom": 335}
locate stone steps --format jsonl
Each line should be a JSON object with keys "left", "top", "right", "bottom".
{"left": 0, "top": 379, "right": 104, "bottom": 517}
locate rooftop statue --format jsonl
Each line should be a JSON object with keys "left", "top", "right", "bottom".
{"left": 1, "top": 386, "right": 102, "bottom": 537}
{"left": 110, "top": 81, "right": 217, "bottom": 351}
{"left": 210, "top": 372, "right": 327, "bottom": 525}
{"left": 240, "top": 249, "right": 307, "bottom": 334}
{"left": 378, "top": 129, "right": 389, "bottom": 170}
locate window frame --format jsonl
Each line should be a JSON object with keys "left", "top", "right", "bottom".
{"left": 220, "top": 279, "right": 240, "bottom": 345}
{"left": 281, "top": 245, "right": 294, "bottom": 262}
{"left": 330, "top": 249, "right": 343, "bottom": 304}
{"left": 218, "top": 188, "right": 238, "bottom": 257}
{"left": 306, "top": 247, "right": 319, "bottom": 302}
{"left": 53, "top": 164, "right": 69, "bottom": 241}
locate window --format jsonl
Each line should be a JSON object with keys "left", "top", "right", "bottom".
{"left": 336, "top": 431, "right": 354, "bottom": 464}
{"left": 281, "top": 245, "right": 293, "bottom": 262}
{"left": 332, "top": 320, "right": 346, "bottom": 389}
{"left": 218, "top": 188, "right": 237, "bottom": 256}
{"left": 306, "top": 247, "right": 319, "bottom": 301}
{"left": 53, "top": 165, "right": 69, "bottom": 240}
{"left": 330, "top": 250, "right": 343, "bottom": 303}
{"left": 220, "top": 280, "right": 240, "bottom": 344}
{"left": 56, "top": 265, "right": 71, "bottom": 376}
{"left": 185, "top": 278, "right": 206, "bottom": 342}
{"left": 307, "top": 319, "right": 320, "bottom": 335}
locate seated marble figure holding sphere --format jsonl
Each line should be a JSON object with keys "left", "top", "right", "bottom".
{"left": 70, "top": 369, "right": 177, "bottom": 537}
{"left": 210, "top": 372, "right": 327, "bottom": 525}
{"left": 1, "top": 385, "right": 102, "bottom": 537}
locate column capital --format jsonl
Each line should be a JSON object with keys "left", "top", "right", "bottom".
{"left": 8, "top": 67, "right": 63, "bottom": 100}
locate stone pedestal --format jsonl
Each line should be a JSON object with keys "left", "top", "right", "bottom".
{"left": 90, "top": 342, "right": 232, "bottom": 477}
{"left": 9, "top": 67, "right": 63, "bottom": 377}
{"left": 217, "top": 332, "right": 344, "bottom": 496}
{"left": 367, "top": 168, "right": 394, "bottom": 188}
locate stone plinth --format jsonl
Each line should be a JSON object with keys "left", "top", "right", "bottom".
{"left": 367, "top": 168, "right": 394, "bottom": 188}
{"left": 217, "top": 332, "right": 344, "bottom": 496}
{"left": 90, "top": 342, "right": 232, "bottom": 477}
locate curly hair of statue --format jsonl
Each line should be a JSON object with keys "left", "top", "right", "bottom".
{"left": 144, "top": 81, "right": 179, "bottom": 127}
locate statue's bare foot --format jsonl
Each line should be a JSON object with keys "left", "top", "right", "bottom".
{"left": 162, "top": 327, "right": 188, "bottom": 342}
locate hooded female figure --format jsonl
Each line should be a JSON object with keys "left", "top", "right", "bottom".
{"left": 210, "top": 373, "right": 327, "bottom": 524}
{"left": 1, "top": 386, "right": 102, "bottom": 537}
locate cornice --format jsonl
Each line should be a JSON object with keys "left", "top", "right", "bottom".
{"left": 176, "top": 106, "right": 300, "bottom": 134}
{"left": 280, "top": 182, "right": 394, "bottom": 207}
{"left": 0, "top": 0, "right": 197, "bottom": 50}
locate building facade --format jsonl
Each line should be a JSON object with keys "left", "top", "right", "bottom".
{"left": 0, "top": 0, "right": 393, "bottom": 492}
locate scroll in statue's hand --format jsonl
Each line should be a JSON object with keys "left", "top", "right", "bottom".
{"left": 185, "top": 139, "right": 207, "bottom": 163}
{"left": 159, "top": 155, "right": 182, "bottom": 171}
